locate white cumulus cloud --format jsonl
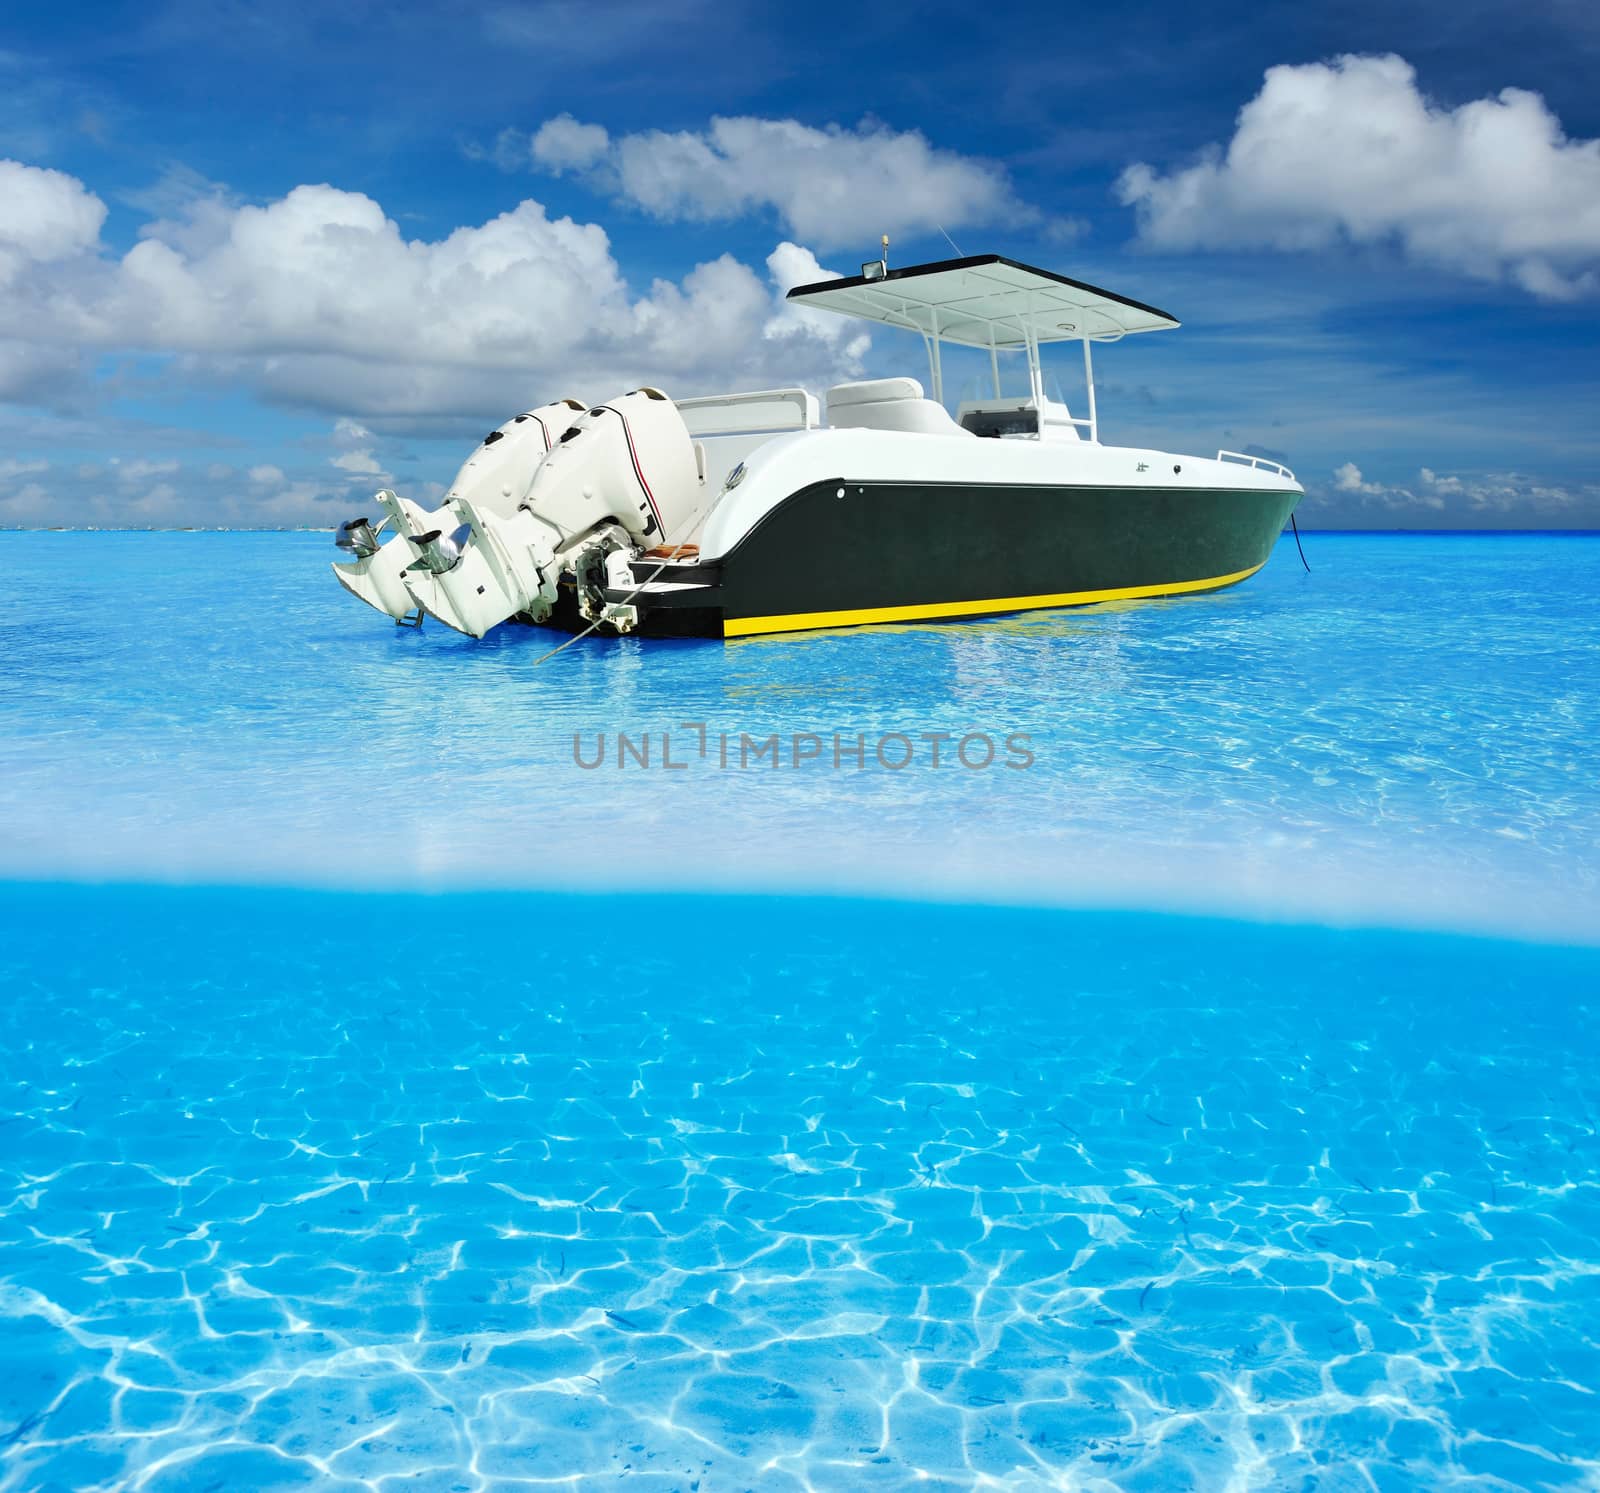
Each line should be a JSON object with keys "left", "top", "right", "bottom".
{"left": 0, "top": 168, "right": 872, "bottom": 424}
{"left": 1117, "top": 54, "right": 1600, "bottom": 299}
{"left": 0, "top": 159, "right": 106, "bottom": 277}
{"left": 512, "top": 114, "right": 1033, "bottom": 249}
{"left": 0, "top": 452, "right": 388, "bottom": 530}
{"left": 530, "top": 114, "right": 610, "bottom": 174}
{"left": 762, "top": 242, "right": 867, "bottom": 364}
{"left": 0, "top": 160, "right": 884, "bottom": 524}
{"left": 331, "top": 448, "right": 384, "bottom": 477}
{"left": 112, "top": 457, "right": 180, "bottom": 484}
{"left": 1308, "top": 462, "right": 1596, "bottom": 524}
{"left": 1333, "top": 461, "right": 1387, "bottom": 496}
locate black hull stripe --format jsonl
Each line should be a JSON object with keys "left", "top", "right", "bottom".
{"left": 570, "top": 478, "right": 1302, "bottom": 640}
{"left": 709, "top": 479, "right": 1301, "bottom": 628}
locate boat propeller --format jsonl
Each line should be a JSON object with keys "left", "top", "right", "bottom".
{"left": 405, "top": 522, "right": 473, "bottom": 575}
{"left": 334, "top": 516, "right": 382, "bottom": 559}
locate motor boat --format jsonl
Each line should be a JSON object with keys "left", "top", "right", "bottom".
{"left": 332, "top": 253, "right": 1303, "bottom": 640}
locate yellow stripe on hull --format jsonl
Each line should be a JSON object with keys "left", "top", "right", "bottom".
{"left": 722, "top": 562, "right": 1266, "bottom": 638}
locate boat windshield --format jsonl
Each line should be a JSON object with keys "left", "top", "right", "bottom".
{"left": 955, "top": 352, "right": 1068, "bottom": 409}
{"left": 959, "top": 405, "right": 1044, "bottom": 439}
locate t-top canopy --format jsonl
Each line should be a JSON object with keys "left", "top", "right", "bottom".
{"left": 785, "top": 254, "right": 1179, "bottom": 348}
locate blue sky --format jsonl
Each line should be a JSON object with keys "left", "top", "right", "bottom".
{"left": 1, "top": 0, "right": 1597, "bottom": 528}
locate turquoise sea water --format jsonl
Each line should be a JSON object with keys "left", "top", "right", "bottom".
{"left": 3, "top": 533, "right": 1600, "bottom": 1488}
{"left": 6, "top": 532, "right": 1600, "bottom": 929}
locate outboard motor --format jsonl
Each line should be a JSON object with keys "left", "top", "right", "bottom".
{"left": 335, "top": 516, "right": 383, "bottom": 559}
{"left": 517, "top": 390, "right": 701, "bottom": 550}
{"left": 331, "top": 398, "right": 586, "bottom": 623}
{"left": 403, "top": 523, "right": 473, "bottom": 576}
{"left": 331, "top": 490, "right": 439, "bottom": 620}
{"left": 441, "top": 398, "right": 586, "bottom": 512}
{"left": 401, "top": 388, "right": 703, "bottom": 639}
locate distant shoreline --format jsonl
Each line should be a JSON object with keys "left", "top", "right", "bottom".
{"left": 5, "top": 527, "right": 1600, "bottom": 537}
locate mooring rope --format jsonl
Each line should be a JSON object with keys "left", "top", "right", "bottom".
{"left": 1289, "top": 511, "right": 1311, "bottom": 572}
{"left": 526, "top": 493, "right": 719, "bottom": 669}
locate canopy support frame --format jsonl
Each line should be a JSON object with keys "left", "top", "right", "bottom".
{"left": 1082, "top": 337, "right": 1098, "bottom": 445}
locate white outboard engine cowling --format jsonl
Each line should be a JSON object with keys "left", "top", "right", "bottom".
{"left": 400, "top": 388, "right": 703, "bottom": 638}
{"left": 516, "top": 388, "right": 701, "bottom": 549}
{"left": 331, "top": 398, "right": 586, "bottom": 622}
{"left": 442, "top": 398, "right": 587, "bottom": 515}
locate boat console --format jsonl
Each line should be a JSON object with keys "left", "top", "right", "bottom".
{"left": 957, "top": 396, "right": 1083, "bottom": 443}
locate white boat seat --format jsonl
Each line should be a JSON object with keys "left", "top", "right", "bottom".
{"left": 826, "top": 378, "right": 974, "bottom": 437}
{"left": 827, "top": 377, "right": 924, "bottom": 408}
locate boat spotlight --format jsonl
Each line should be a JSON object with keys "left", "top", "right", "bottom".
{"left": 335, "top": 516, "right": 382, "bottom": 559}
{"left": 406, "top": 522, "right": 472, "bottom": 575}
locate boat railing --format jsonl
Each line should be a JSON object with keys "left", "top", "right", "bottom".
{"left": 676, "top": 387, "right": 819, "bottom": 438}
{"left": 1217, "top": 449, "right": 1296, "bottom": 481}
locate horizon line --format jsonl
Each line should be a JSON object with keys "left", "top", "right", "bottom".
{"left": 6, "top": 526, "right": 1600, "bottom": 537}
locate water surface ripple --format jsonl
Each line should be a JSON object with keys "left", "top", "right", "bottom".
{"left": 4, "top": 533, "right": 1598, "bottom": 933}
{"left": 3, "top": 888, "right": 1598, "bottom": 1490}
